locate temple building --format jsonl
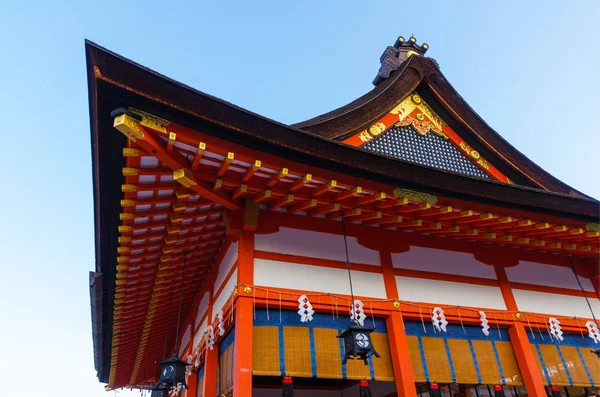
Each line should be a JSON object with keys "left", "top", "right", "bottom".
{"left": 86, "top": 37, "right": 600, "bottom": 397}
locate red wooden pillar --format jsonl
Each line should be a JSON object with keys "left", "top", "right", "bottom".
{"left": 381, "top": 251, "right": 417, "bottom": 397}
{"left": 202, "top": 345, "right": 219, "bottom": 396}
{"left": 495, "top": 265, "right": 547, "bottom": 397}
{"left": 185, "top": 371, "right": 197, "bottom": 397}
{"left": 233, "top": 231, "right": 254, "bottom": 397}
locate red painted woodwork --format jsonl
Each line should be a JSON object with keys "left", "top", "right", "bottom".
{"left": 509, "top": 323, "right": 547, "bottom": 397}
{"left": 381, "top": 251, "right": 418, "bottom": 397}
{"left": 233, "top": 231, "right": 254, "bottom": 397}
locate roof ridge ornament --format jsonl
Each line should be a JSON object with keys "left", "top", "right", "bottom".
{"left": 374, "top": 36, "right": 429, "bottom": 86}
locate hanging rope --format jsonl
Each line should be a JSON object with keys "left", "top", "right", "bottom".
{"left": 457, "top": 306, "right": 466, "bottom": 335}
{"left": 341, "top": 212, "right": 357, "bottom": 322}
{"left": 174, "top": 250, "right": 189, "bottom": 356}
{"left": 163, "top": 293, "right": 174, "bottom": 360}
{"left": 419, "top": 306, "right": 427, "bottom": 334}
{"left": 565, "top": 250, "right": 598, "bottom": 325}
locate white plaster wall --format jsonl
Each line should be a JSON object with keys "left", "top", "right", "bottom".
{"left": 193, "top": 316, "right": 208, "bottom": 348}
{"left": 194, "top": 291, "right": 210, "bottom": 328}
{"left": 179, "top": 325, "right": 191, "bottom": 355}
{"left": 506, "top": 261, "right": 594, "bottom": 291}
{"left": 214, "top": 241, "right": 238, "bottom": 293}
{"left": 392, "top": 246, "right": 497, "bottom": 279}
{"left": 255, "top": 227, "right": 380, "bottom": 265}
{"left": 395, "top": 276, "right": 507, "bottom": 309}
{"left": 212, "top": 269, "right": 237, "bottom": 316}
{"left": 254, "top": 258, "right": 386, "bottom": 298}
{"left": 512, "top": 289, "right": 600, "bottom": 318}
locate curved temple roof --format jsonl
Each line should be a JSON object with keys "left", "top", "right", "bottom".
{"left": 85, "top": 38, "right": 599, "bottom": 388}
{"left": 294, "top": 45, "right": 589, "bottom": 198}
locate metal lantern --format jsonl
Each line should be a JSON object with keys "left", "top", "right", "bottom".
{"left": 155, "top": 356, "right": 191, "bottom": 389}
{"left": 337, "top": 322, "right": 380, "bottom": 365}
{"left": 337, "top": 213, "right": 381, "bottom": 366}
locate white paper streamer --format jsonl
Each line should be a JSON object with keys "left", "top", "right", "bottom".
{"left": 350, "top": 300, "right": 367, "bottom": 326}
{"left": 297, "top": 295, "right": 315, "bottom": 322}
{"left": 432, "top": 307, "right": 448, "bottom": 332}
{"left": 479, "top": 311, "right": 490, "bottom": 336}
{"left": 549, "top": 318, "right": 564, "bottom": 341}
{"left": 586, "top": 321, "right": 600, "bottom": 344}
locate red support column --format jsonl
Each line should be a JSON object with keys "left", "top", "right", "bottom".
{"left": 381, "top": 251, "right": 417, "bottom": 397}
{"left": 495, "top": 265, "right": 547, "bottom": 397}
{"left": 233, "top": 231, "right": 254, "bottom": 397}
{"left": 185, "top": 371, "right": 197, "bottom": 397}
{"left": 202, "top": 345, "right": 219, "bottom": 396}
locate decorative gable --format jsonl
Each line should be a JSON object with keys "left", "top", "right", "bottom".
{"left": 342, "top": 92, "right": 511, "bottom": 183}
{"left": 364, "top": 125, "right": 489, "bottom": 179}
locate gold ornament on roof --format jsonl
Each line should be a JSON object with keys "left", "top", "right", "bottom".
{"left": 369, "top": 122, "right": 387, "bottom": 137}
{"left": 129, "top": 107, "right": 170, "bottom": 133}
{"left": 459, "top": 141, "right": 490, "bottom": 170}
{"left": 586, "top": 223, "right": 600, "bottom": 232}
{"left": 393, "top": 188, "right": 438, "bottom": 205}
{"left": 390, "top": 93, "right": 448, "bottom": 139}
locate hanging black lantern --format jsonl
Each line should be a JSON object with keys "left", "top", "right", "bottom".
{"left": 428, "top": 383, "right": 442, "bottom": 397}
{"left": 493, "top": 385, "right": 506, "bottom": 397}
{"left": 337, "top": 322, "right": 380, "bottom": 364}
{"left": 282, "top": 376, "right": 293, "bottom": 397}
{"left": 337, "top": 213, "right": 380, "bottom": 366}
{"left": 155, "top": 356, "right": 191, "bottom": 389}
{"left": 359, "top": 380, "right": 373, "bottom": 397}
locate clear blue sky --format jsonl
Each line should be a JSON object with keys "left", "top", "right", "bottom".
{"left": 0, "top": 1, "right": 598, "bottom": 395}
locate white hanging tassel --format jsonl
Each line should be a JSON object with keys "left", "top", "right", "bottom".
{"left": 350, "top": 300, "right": 367, "bottom": 326}
{"left": 297, "top": 295, "right": 315, "bottom": 322}
{"left": 193, "top": 345, "right": 201, "bottom": 367}
{"left": 586, "top": 321, "right": 600, "bottom": 344}
{"left": 169, "top": 383, "right": 184, "bottom": 397}
{"left": 185, "top": 354, "right": 193, "bottom": 376}
{"left": 217, "top": 310, "right": 225, "bottom": 336}
{"left": 479, "top": 311, "right": 490, "bottom": 336}
{"left": 206, "top": 325, "right": 215, "bottom": 350}
{"left": 549, "top": 318, "right": 564, "bottom": 341}
{"left": 432, "top": 307, "right": 448, "bottom": 332}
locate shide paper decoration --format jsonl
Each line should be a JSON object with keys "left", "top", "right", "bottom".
{"left": 586, "top": 321, "right": 600, "bottom": 344}
{"left": 206, "top": 325, "right": 215, "bottom": 350}
{"left": 217, "top": 311, "right": 225, "bottom": 336}
{"left": 479, "top": 311, "right": 490, "bottom": 336}
{"left": 549, "top": 317, "right": 564, "bottom": 341}
{"left": 297, "top": 295, "right": 314, "bottom": 322}
{"left": 432, "top": 307, "right": 448, "bottom": 332}
{"left": 350, "top": 300, "right": 367, "bottom": 326}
